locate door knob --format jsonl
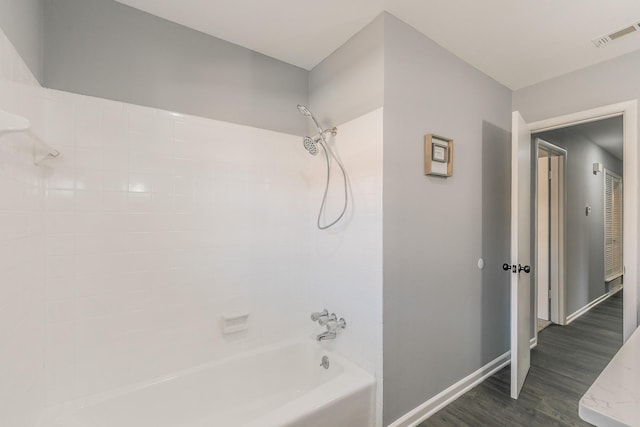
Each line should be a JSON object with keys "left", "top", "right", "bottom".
{"left": 503, "top": 263, "right": 530, "bottom": 273}
{"left": 518, "top": 264, "right": 531, "bottom": 274}
{"left": 503, "top": 263, "right": 516, "bottom": 273}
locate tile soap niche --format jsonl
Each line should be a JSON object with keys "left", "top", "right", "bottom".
{"left": 221, "top": 311, "right": 250, "bottom": 334}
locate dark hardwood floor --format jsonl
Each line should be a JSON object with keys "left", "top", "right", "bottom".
{"left": 422, "top": 292, "right": 623, "bottom": 426}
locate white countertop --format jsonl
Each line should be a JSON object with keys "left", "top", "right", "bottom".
{"left": 579, "top": 326, "right": 640, "bottom": 427}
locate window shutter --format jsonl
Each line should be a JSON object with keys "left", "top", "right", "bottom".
{"left": 604, "top": 170, "right": 623, "bottom": 281}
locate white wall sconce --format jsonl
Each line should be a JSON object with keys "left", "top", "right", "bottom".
{"left": 593, "top": 162, "right": 603, "bottom": 175}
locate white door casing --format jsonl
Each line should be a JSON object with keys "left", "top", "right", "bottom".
{"left": 549, "top": 156, "right": 562, "bottom": 324}
{"left": 537, "top": 156, "right": 550, "bottom": 321}
{"left": 534, "top": 139, "right": 567, "bottom": 327}
{"left": 528, "top": 101, "right": 638, "bottom": 342}
{"left": 510, "top": 101, "right": 637, "bottom": 400}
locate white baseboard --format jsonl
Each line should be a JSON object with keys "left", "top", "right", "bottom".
{"left": 565, "top": 284, "right": 623, "bottom": 325}
{"left": 387, "top": 350, "right": 510, "bottom": 427}
{"left": 388, "top": 337, "right": 538, "bottom": 427}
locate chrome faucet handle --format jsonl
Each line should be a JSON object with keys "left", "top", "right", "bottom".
{"left": 325, "top": 316, "right": 346, "bottom": 331}
{"left": 311, "top": 309, "right": 328, "bottom": 322}
{"left": 319, "top": 313, "right": 337, "bottom": 326}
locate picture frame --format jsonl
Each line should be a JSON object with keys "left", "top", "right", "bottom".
{"left": 424, "top": 134, "right": 453, "bottom": 177}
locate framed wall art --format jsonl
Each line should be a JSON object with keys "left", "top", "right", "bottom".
{"left": 424, "top": 134, "right": 453, "bottom": 177}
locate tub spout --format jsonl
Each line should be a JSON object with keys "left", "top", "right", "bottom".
{"left": 316, "top": 330, "right": 337, "bottom": 341}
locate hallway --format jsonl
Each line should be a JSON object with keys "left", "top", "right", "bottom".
{"left": 423, "top": 292, "right": 623, "bottom": 426}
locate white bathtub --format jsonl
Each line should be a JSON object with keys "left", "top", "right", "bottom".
{"left": 38, "top": 341, "right": 376, "bottom": 427}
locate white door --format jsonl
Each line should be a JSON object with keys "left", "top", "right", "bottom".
{"left": 511, "top": 111, "right": 532, "bottom": 399}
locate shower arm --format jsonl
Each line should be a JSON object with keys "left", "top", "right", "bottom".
{"left": 308, "top": 127, "right": 338, "bottom": 142}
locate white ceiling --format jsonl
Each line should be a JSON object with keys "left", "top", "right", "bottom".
{"left": 114, "top": 0, "right": 640, "bottom": 90}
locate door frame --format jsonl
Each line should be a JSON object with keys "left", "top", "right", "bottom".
{"left": 525, "top": 100, "right": 638, "bottom": 341}
{"left": 533, "top": 139, "right": 567, "bottom": 342}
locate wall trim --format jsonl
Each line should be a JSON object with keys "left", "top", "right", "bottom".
{"left": 390, "top": 286, "right": 623, "bottom": 426}
{"left": 388, "top": 338, "right": 536, "bottom": 427}
{"left": 566, "top": 284, "right": 624, "bottom": 325}
{"left": 387, "top": 351, "right": 510, "bottom": 427}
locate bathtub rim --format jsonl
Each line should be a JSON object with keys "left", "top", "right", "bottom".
{"left": 37, "top": 336, "right": 376, "bottom": 427}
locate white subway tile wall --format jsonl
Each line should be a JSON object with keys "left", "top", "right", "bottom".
{"left": 0, "top": 30, "right": 47, "bottom": 427}
{"left": 0, "top": 27, "right": 383, "bottom": 427}
{"left": 39, "top": 88, "right": 318, "bottom": 404}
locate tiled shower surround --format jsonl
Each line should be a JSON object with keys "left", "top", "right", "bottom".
{"left": 41, "top": 90, "right": 316, "bottom": 404}
{"left": 0, "top": 30, "right": 47, "bottom": 427}
{"left": 0, "top": 29, "right": 383, "bottom": 426}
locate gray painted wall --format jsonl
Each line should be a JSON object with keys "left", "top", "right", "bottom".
{"left": 513, "top": 49, "right": 640, "bottom": 124}
{"left": 308, "top": 14, "right": 384, "bottom": 130}
{"left": 42, "top": 0, "right": 308, "bottom": 135}
{"left": 481, "top": 121, "right": 512, "bottom": 357}
{"left": 382, "top": 14, "right": 512, "bottom": 425}
{"left": 0, "top": 0, "right": 43, "bottom": 81}
{"left": 536, "top": 125, "right": 623, "bottom": 315}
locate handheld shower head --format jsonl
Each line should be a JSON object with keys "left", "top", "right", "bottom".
{"left": 297, "top": 104, "right": 323, "bottom": 134}
{"left": 297, "top": 104, "right": 311, "bottom": 117}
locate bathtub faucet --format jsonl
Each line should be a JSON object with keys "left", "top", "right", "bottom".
{"left": 315, "top": 317, "right": 346, "bottom": 341}
{"left": 317, "top": 330, "right": 337, "bottom": 341}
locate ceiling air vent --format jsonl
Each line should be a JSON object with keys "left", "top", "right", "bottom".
{"left": 592, "top": 22, "right": 640, "bottom": 47}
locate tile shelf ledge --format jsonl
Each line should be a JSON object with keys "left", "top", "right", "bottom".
{"left": 0, "top": 109, "right": 62, "bottom": 166}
